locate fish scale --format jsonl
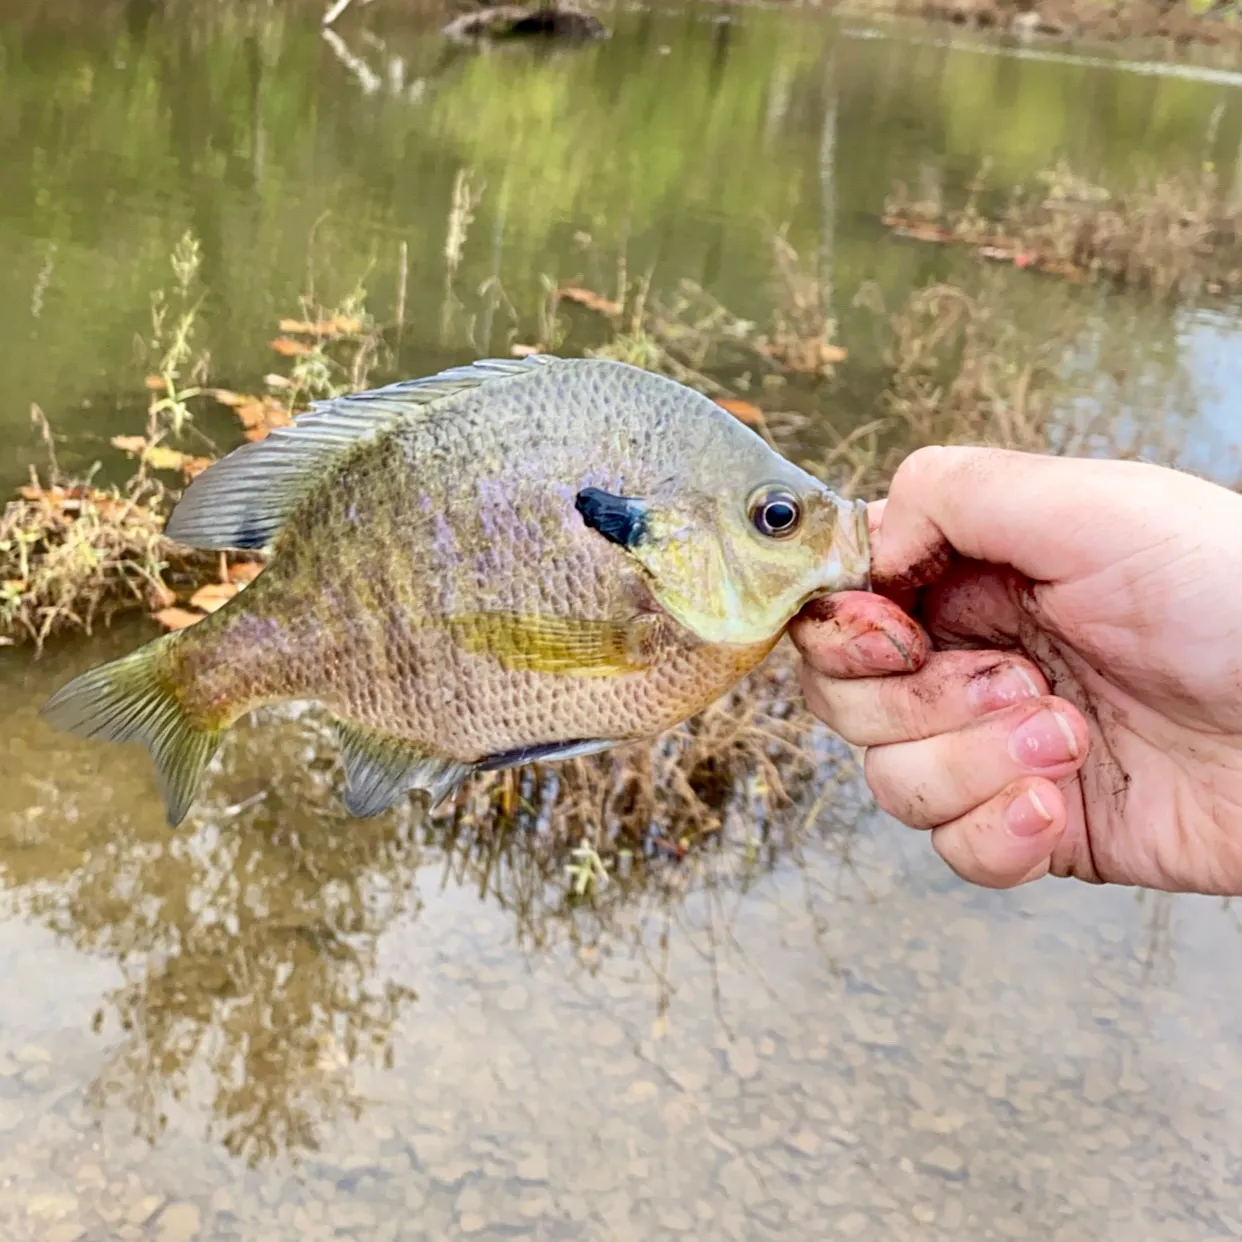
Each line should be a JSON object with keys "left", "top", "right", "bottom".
{"left": 42, "top": 354, "right": 870, "bottom": 826}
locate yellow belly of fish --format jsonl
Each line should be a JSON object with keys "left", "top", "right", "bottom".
{"left": 328, "top": 627, "right": 779, "bottom": 765}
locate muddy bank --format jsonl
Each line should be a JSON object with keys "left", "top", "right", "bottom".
{"left": 853, "top": 0, "right": 1242, "bottom": 52}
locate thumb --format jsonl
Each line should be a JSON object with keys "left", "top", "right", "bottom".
{"left": 872, "top": 445, "right": 1216, "bottom": 592}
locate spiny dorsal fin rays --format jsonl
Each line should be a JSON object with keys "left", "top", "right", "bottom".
{"left": 164, "top": 354, "right": 563, "bottom": 552}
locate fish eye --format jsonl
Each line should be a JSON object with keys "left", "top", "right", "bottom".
{"left": 748, "top": 488, "right": 802, "bottom": 539}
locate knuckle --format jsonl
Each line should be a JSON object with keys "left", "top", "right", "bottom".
{"left": 864, "top": 747, "right": 932, "bottom": 827}
{"left": 887, "top": 678, "right": 935, "bottom": 739}
{"left": 890, "top": 445, "right": 943, "bottom": 491}
{"left": 798, "top": 667, "right": 840, "bottom": 728}
{"left": 933, "top": 823, "right": 1012, "bottom": 890}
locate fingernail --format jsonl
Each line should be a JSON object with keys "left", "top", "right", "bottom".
{"left": 846, "top": 628, "right": 916, "bottom": 672}
{"left": 968, "top": 663, "right": 1041, "bottom": 715}
{"left": 1005, "top": 788, "right": 1055, "bottom": 838}
{"left": 1008, "top": 708, "right": 1080, "bottom": 769}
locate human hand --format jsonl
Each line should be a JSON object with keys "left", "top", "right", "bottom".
{"left": 791, "top": 446, "right": 1242, "bottom": 896}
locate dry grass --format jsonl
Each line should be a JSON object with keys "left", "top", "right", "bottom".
{"left": 884, "top": 159, "right": 1242, "bottom": 300}
{"left": 1, "top": 241, "right": 389, "bottom": 650}
{"left": 880, "top": 280, "right": 1072, "bottom": 450}
{"left": 545, "top": 232, "right": 847, "bottom": 381}
{"left": 0, "top": 471, "right": 217, "bottom": 650}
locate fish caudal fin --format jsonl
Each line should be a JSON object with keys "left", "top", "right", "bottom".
{"left": 42, "top": 641, "right": 224, "bottom": 828}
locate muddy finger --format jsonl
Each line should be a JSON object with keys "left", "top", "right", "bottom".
{"left": 863, "top": 697, "right": 1090, "bottom": 830}
{"left": 800, "top": 648, "right": 1050, "bottom": 748}
{"left": 788, "top": 591, "right": 929, "bottom": 679}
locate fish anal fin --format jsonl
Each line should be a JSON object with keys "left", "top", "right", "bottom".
{"left": 164, "top": 354, "right": 561, "bottom": 552}
{"left": 337, "top": 722, "right": 470, "bottom": 818}
{"left": 448, "top": 612, "right": 658, "bottom": 676}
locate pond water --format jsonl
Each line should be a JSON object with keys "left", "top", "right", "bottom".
{"left": 3, "top": 3, "right": 1242, "bottom": 1240}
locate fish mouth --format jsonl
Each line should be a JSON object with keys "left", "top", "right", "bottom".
{"left": 811, "top": 495, "right": 871, "bottom": 600}
{"left": 840, "top": 497, "right": 872, "bottom": 592}
{"left": 786, "top": 496, "right": 872, "bottom": 621}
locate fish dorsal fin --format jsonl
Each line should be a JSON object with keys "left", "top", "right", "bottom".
{"left": 164, "top": 354, "right": 561, "bottom": 551}
{"left": 337, "top": 721, "right": 472, "bottom": 818}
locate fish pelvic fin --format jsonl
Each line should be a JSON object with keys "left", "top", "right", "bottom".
{"left": 164, "top": 354, "right": 564, "bottom": 552}
{"left": 41, "top": 638, "right": 225, "bottom": 828}
{"left": 337, "top": 722, "right": 471, "bottom": 818}
{"left": 474, "top": 737, "right": 619, "bottom": 771}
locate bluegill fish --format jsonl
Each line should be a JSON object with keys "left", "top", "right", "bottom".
{"left": 43, "top": 355, "right": 870, "bottom": 825}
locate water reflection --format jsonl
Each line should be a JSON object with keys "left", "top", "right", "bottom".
{"left": 5, "top": 628, "right": 1242, "bottom": 1240}
{"left": 0, "top": 624, "right": 850, "bottom": 1168}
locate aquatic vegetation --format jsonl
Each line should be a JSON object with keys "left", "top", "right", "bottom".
{"left": 883, "top": 159, "right": 1242, "bottom": 300}
{"left": 880, "top": 278, "right": 1075, "bottom": 454}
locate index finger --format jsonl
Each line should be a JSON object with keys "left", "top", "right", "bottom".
{"left": 789, "top": 591, "right": 929, "bottom": 679}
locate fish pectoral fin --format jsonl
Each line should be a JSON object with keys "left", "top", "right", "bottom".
{"left": 448, "top": 611, "right": 659, "bottom": 676}
{"left": 337, "top": 723, "right": 471, "bottom": 818}
{"left": 474, "top": 737, "right": 619, "bottom": 771}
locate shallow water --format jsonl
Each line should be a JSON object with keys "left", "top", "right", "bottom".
{"left": 4, "top": 3, "right": 1242, "bottom": 1240}
{"left": 7, "top": 633, "right": 1242, "bottom": 1241}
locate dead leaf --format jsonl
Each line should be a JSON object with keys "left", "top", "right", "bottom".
{"left": 153, "top": 607, "right": 204, "bottom": 631}
{"left": 715, "top": 398, "right": 766, "bottom": 428}
{"left": 19, "top": 483, "right": 102, "bottom": 510}
{"left": 181, "top": 456, "right": 213, "bottom": 480}
{"left": 3, "top": 579, "right": 28, "bottom": 593}
{"left": 148, "top": 581, "right": 178, "bottom": 610}
{"left": 819, "top": 344, "right": 848, "bottom": 365}
{"left": 510, "top": 343, "right": 538, "bottom": 358}
{"left": 279, "top": 316, "right": 363, "bottom": 337}
{"left": 270, "top": 337, "right": 315, "bottom": 357}
{"left": 882, "top": 216, "right": 957, "bottom": 245}
{"left": 212, "top": 389, "right": 246, "bottom": 408}
{"left": 111, "top": 435, "right": 150, "bottom": 456}
{"left": 189, "top": 582, "right": 239, "bottom": 614}
{"left": 558, "top": 285, "right": 623, "bottom": 317}
{"left": 144, "top": 445, "right": 193, "bottom": 472}
{"left": 265, "top": 373, "right": 294, "bottom": 390}
{"left": 233, "top": 397, "right": 294, "bottom": 443}
{"left": 226, "top": 561, "right": 264, "bottom": 586}
{"left": 144, "top": 376, "right": 167, "bottom": 391}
